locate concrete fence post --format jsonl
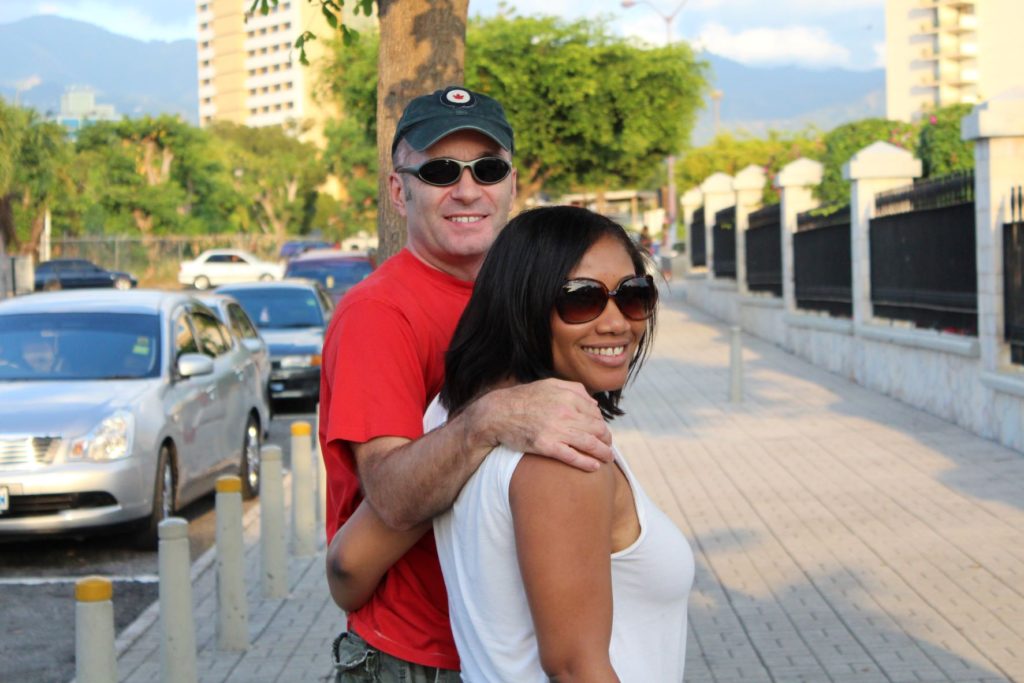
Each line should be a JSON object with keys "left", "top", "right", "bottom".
{"left": 699, "top": 172, "right": 736, "bottom": 279}
{"left": 260, "top": 444, "right": 288, "bottom": 598}
{"left": 215, "top": 475, "right": 248, "bottom": 651}
{"left": 961, "top": 90, "right": 1024, "bottom": 374}
{"left": 842, "top": 141, "right": 922, "bottom": 330}
{"left": 75, "top": 576, "right": 117, "bottom": 683}
{"left": 775, "top": 158, "right": 824, "bottom": 315}
{"left": 732, "top": 165, "right": 768, "bottom": 294}
{"left": 290, "top": 421, "right": 316, "bottom": 556}
{"left": 159, "top": 518, "right": 197, "bottom": 683}
{"left": 681, "top": 187, "right": 703, "bottom": 272}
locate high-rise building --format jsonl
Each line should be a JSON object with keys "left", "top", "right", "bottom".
{"left": 48, "top": 86, "right": 119, "bottom": 137}
{"left": 196, "top": 0, "right": 366, "bottom": 147}
{"left": 885, "top": 0, "right": 1024, "bottom": 122}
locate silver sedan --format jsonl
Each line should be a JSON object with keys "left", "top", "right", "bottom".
{"left": 0, "top": 290, "right": 270, "bottom": 547}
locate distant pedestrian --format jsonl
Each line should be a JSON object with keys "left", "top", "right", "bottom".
{"left": 639, "top": 225, "right": 654, "bottom": 255}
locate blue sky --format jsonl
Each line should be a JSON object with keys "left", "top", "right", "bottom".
{"left": 0, "top": 0, "right": 886, "bottom": 71}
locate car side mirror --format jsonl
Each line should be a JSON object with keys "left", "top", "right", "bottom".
{"left": 177, "top": 353, "right": 214, "bottom": 378}
{"left": 241, "top": 338, "right": 264, "bottom": 354}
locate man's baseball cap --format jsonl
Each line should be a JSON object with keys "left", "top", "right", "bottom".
{"left": 391, "top": 86, "right": 514, "bottom": 156}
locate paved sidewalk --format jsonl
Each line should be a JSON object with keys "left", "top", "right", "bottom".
{"left": 114, "top": 285, "right": 1024, "bottom": 682}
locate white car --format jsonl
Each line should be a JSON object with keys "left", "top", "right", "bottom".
{"left": 178, "top": 249, "right": 285, "bottom": 290}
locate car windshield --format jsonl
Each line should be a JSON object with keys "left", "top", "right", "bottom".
{"left": 226, "top": 289, "right": 325, "bottom": 329}
{"left": 285, "top": 260, "right": 372, "bottom": 294}
{"left": 0, "top": 312, "right": 162, "bottom": 381}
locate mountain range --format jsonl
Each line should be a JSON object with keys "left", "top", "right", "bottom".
{"left": 0, "top": 15, "right": 885, "bottom": 143}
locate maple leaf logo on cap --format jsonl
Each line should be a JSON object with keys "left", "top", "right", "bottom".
{"left": 444, "top": 88, "right": 473, "bottom": 106}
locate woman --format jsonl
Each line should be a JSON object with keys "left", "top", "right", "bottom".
{"left": 328, "top": 206, "right": 694, "bottom": 681}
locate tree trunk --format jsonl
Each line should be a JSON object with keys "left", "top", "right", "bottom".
{"left": 375, "top": 0, "right": 468, "bottom": 262}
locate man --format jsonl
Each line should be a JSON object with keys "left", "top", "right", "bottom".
{"left": 320, "top": 86, "right": 614, "bottom": 681}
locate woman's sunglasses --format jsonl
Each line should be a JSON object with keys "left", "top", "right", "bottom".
{"left": 395, "top": 157, "right": 512, "bottom": 187}
{"left": 555, "top": 275, "right": 657, "bottom": 324}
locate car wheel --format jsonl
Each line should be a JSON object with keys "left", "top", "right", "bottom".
{"left": 240, "top": 414, "right": 261, "bottom": 499}
{"left": 193, "top": 275, "right": 211, "bottom": 290}
{"left": 259, "top": 273, "right": 274, "bottom": 282}
{"left": 113, "top": 277, "right": 132, "bottom": 290}
{"left": 133, "top": 445, "right": 175, "bottom": 550}
{"left": 43, "top": 278, "right": 61, "bottom": 292}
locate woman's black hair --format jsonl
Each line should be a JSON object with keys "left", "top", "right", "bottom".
{"left": 440, "top": 205, "right": 657, "bottom": 421}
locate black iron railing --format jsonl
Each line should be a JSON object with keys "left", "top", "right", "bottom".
{"left": 745, "top": 204, "right": 782, "bottom": 296}
{"left": 794, "top": 204, "right": 852, "bottom": 317}
{"left": 869, "top": 171, "right": 977, "bottom": 335}
{"left": 691, "top": 207, "right": 706, "bottom": 267}
{"left": 1006, "top": 186, "right": 1024, "bottom": 364}
{"left": 712, "top": 206, "right": 736, "bottom": 279}
{"left": 875, "top": 171, "right": 974, "bottom": 217}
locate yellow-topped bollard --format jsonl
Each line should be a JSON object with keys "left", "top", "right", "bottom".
{"left": 216, "top": 475, "right": 248, "bottom": 651}
{"left": 290, "top": 421, "right": 315, "bottom": 555}
{"left": 216, "top": 475, "right": 242, "bottom": 494}
{"left": 75, "top": 575, "right": 112, "bottom": 602}
{"left": 75, "top": 576, "right": 116, "bottom": 683}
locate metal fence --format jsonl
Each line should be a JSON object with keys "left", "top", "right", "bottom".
{"left": 50, "top": 235, "right": 287, "bottom": 288}
{"left": 1006, "top": 186, "right": 1024, "bottom": 365}
{"left": 794, "top": 204, "right": 852, "bottom": 317}
{"left": 870, "top": 172, "right": 977, "bottom": 335}
{"left": 745, "top": 204, "right": 782, "bottom": 296}
{"left": 691, "top": 207, "right": 706, "bottom": 267}
{"left": 712, "top": 206, "right": 736, "bottom": 279}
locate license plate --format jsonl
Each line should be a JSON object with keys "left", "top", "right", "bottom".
{"left": 0, "top": 486, "right": 8, "bottom": 514}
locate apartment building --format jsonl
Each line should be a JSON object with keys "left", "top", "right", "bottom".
{"left": 196, "top": 0, "right": 359, "bottom": 147}
{"left": 885, "top": 0, "right": 1024, "bottom": 122}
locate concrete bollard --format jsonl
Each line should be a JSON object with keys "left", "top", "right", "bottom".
{"left": 75, "top": 576, "right": 117, "bottom": 683}
{"left": 215, "top": 475, "right": 248, "bottom": 651}
{"left": 729, "top": 326, "right": 744, "bottom": 403}
{"left": 290, "top": 421, "right": 316, "bottom": 556}
{"left": 159, "top": 518, "right": 197, "bottom": 683}
{"left": 316, "top": 403, "right": 327, "bottom": 541}
{"left": 260, "top": 444, "right": 287, "bottom": 598}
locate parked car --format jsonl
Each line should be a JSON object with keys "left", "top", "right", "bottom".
{"left": 196, "top": 291, "right": 273, "bottom": 413}
{"left": 0, "top": 290, "right": 270, "bottom": 547}
{"left": 34, "top": 258, "right": 137, "bottom": 292}
{"left": 215, "top": 280, "right": 333, "bottom": 408}
{"left": 178, "top": 249, "right": 284, "bottom": 290}
{"left": 283, "top": 249, "right": 375, "bottom": 305}
{"left": 279, "top": 239, "right": 336, "bottom": 261}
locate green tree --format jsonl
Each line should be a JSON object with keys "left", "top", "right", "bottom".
{"left": 466, "top": 13, "right": 706, "bottom": 208}
{"left": 816, "top": 118, "right": 919, "bottom": 206}
{"left": 0, "top": 100, "right": 74, "bottom": 256}
{"left": 918, "top": 103, "right": 974, "bottom": 178}
{"left": 209, "top": 120, "right": 328, "bottom": 241}
{"left": 325, "top": 13, "right": 708, "bottom": 212}
{"left": 677, "top": 129, "right": 823, "bottom": 205}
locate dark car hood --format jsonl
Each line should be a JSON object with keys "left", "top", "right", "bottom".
{"left": 260, "top": 327, "right": 325, "bottom": 355}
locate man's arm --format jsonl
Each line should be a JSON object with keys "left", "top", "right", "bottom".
{"left": 354, "top": 378, "right": 614, "bottom": 530}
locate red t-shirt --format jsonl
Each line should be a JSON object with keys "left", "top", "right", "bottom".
{"left": 319, "top": 248, "right": 472, "bottom": 670}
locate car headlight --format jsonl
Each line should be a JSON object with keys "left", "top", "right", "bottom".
{"left": 278, "top": 353, "right": 322, "bottom": 369}
{"left": 69, "top": 411, "right": 135, "bottom": 461}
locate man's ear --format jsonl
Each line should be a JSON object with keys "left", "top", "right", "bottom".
{"left": 388, "top": 172, "right": 409, "bottom": 217}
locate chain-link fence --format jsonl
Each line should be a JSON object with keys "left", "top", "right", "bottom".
{"left": 50, "top": 235, "right": 291, "bottom": 288}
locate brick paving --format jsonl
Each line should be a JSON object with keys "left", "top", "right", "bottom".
{"left": 112, "top": 284, "right": 1024, "bottom": 682}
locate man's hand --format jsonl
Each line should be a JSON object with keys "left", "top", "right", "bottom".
{"left": 468, "top": 378, "right": 614, "bottom": 471}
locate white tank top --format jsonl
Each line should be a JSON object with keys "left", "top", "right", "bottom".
{"left": 428, "top": 399, "right": 694, "bottom": 682}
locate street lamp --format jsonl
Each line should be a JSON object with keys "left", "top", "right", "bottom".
{"left": 621, "top": 0, "right": 691, "bottom": 254}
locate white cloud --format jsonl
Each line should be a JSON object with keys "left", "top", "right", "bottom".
{"left": 695, "top": 21, "right": 851, "bottom": 68}
{"left": 7, "top": 0, "right": 194, "bottom": 41}
{"left": 872, "top": 41, "right": 886, "bottom": 68}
